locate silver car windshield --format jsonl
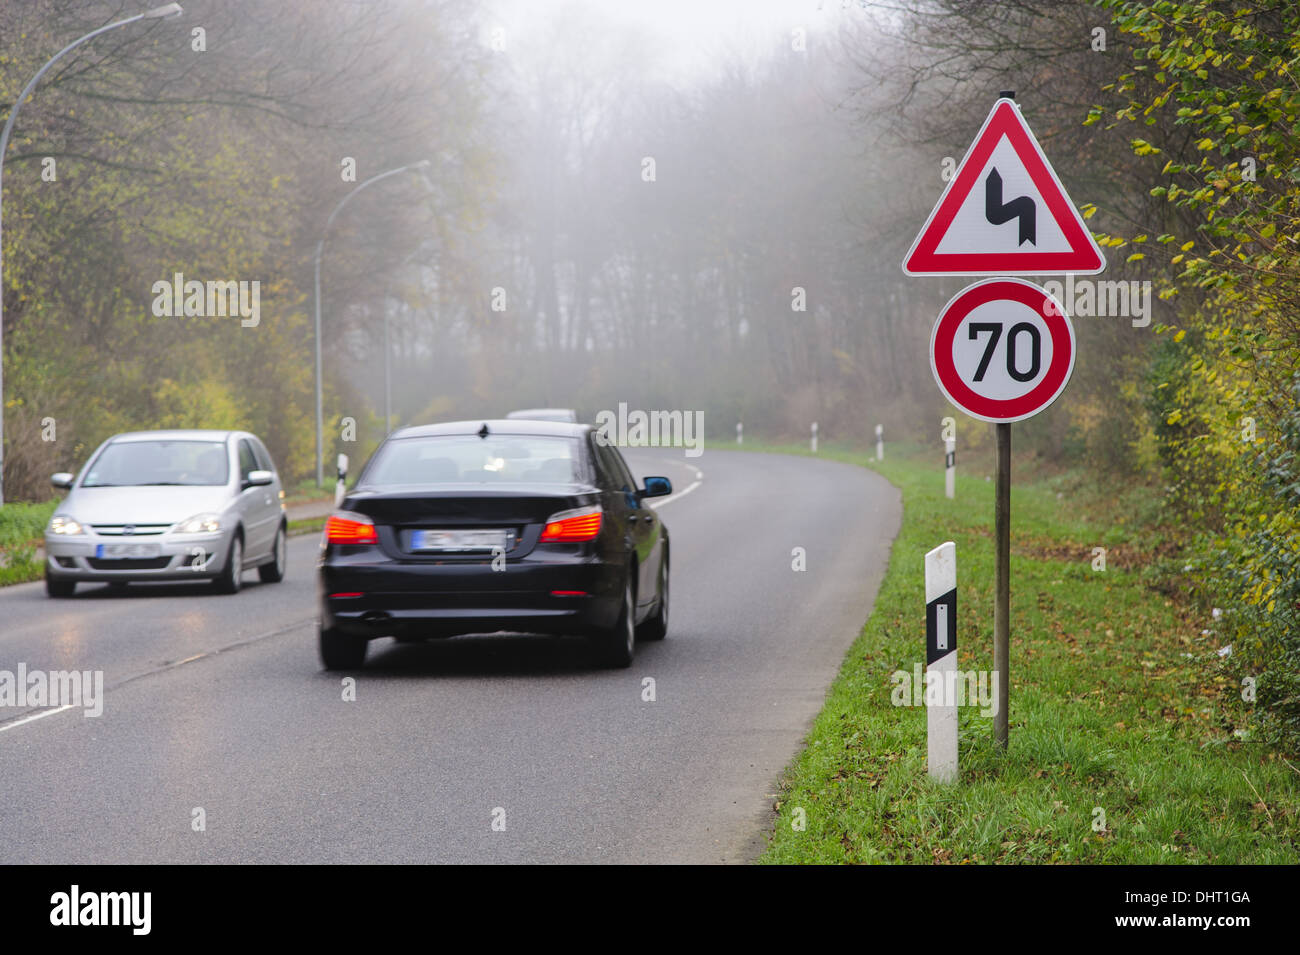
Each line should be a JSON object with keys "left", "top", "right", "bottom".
{"left": 81, "top": 440, "right": 230, "bottom": 487}
{"left": 364, "top": 435, "right": 588, "bottom": 486}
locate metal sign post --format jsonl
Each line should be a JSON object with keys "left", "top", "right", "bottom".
{"left": 903, "top": 92, "right": 1106, "bottom": 753}
{"left": 994, "top": 424, "right": 1010, "bottom": 748}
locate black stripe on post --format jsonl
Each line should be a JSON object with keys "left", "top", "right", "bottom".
{"left": 926, "top": 588, "right": 957, "bottom": 665}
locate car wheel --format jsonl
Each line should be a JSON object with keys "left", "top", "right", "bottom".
{"left": 638, "top": 555, "right": 668, "bottom": 641}
{"left": 214, "top": 533, "right": 243, "bottom": 594}
{"left": 45, "top": 573, "right": 75, "bottom": 598}
{"left": 598, "top": 573, "right": 636, "bottom": 668}
{"left": 319, "top": 625, "right": 367, "bottom": 670}
{"left": 258, "top": 525, "right": 287, "bottom": 583}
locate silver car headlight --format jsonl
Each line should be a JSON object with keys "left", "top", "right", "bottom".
{"left": 48, "top": 514, "right": 85, "bottom": 536}
{"left": 177, "top": 513, "right": 222, "bottom": 534}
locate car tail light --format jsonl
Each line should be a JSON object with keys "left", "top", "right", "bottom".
{"left": 325, "top": 512, "right": 378, "bottom": 545}
{"left": 539, "top": 505, "right": 602, "bottom": 542}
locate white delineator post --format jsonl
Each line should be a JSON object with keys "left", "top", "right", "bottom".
{"left": 945, "top": 436, "right": 955, "bottom": 499}
{"left": 810, "top": 421, "right": 818, "bottom": 454}
{"left": 736, "top": 422, "right": 743, "bottom": 445}
{"left": 925, "top": 541, "right": 958, "bottom": 783}
{"left": 875, "top": 424, "right": 884, "bottom": 461}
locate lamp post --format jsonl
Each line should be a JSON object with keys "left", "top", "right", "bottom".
{"left": 0, "top": 3, "right": 183, "bottom": 506}
{"left": 312, "top": 159, "right": 430, "bottom": 487}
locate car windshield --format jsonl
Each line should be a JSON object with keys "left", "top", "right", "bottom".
{"left": 364, "top": 435, "right": 587, "bottom": 486}
{"left": 81, "top": 440, "right": 230, "bottom": 487}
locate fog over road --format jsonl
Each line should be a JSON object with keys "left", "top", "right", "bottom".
{"left": 0, "top": 449, "right": 899, "bottom": 863}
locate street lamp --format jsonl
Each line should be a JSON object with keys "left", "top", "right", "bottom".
{"left": 0, "top": 3, "right": 183, "bottom": 506}
{"left": 312, "top": 160, "right": 430, "bottom": 487}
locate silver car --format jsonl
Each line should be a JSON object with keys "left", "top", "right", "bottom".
{"left": 504, "top": 408, "right": 578, "bottom": 423}
{"left": 44, "top": 429, "right": 287, "bottom": 597}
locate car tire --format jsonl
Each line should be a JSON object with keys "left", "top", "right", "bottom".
{"left": 319, "top": 625, "right": 367, "bottom": 670}
{"left": 45, "top": 573, "right": 75, "bottom": 598}
{"left": 638, "top": 555, "right": 668, "bottom": 641}
{"left": 598, "top": 573, "right": 636, "bottom": 669}
{"left": 214, "top": 533, "right": 243, "bottom": 594}
{"left": 258, "top": 525, "right": 287, "bottom": 583}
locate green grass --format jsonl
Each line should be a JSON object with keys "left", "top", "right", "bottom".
{"left": 745, "top": 440, "right": 1300, "bottom": 864}
{"left": 283, "top": 477, "right": 336, "bottom": 507}
{"left": 0, "top": 500, "right": 57, "bottom": 586}
{"left": 288, "top": 517, "right": 326, "bottom": 536}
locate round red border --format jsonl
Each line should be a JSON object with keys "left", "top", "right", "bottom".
{"left": 930, "top": 279, "right": 1074, "bottom": 422}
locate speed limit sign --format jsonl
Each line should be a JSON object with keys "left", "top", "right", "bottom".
{"left": 929, "top": 278, "right": 1074, "bottom": 423}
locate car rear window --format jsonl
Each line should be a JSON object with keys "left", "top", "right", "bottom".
{"left": 82, "top": 440, "right": 230, "bottom": 487}
{"left": 363, "top": 435, "right": 589, "bottom": 486}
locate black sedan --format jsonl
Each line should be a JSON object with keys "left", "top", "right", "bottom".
{"left": 317, "top": 419, "right": 672, "bottom": 669}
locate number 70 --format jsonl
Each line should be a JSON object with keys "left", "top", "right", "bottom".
{"left": 968, "top": 322, "right": 1041, "bottom": 383}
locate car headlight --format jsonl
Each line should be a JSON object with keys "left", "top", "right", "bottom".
{"left": 48, "top": 515, "right": 85, "bottom": 536}
{"left": 177, "top": 513, "right": 222, "bottom": 534}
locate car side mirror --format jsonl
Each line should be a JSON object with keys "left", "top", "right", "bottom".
{"left": 640, "top": 476, "right": 672, "bottom": 499}
{"left": 246, "top": 469, "right": 274, "bottom": 487}
{"left": 51, "top": 472, "right": 74, "bottom": 490}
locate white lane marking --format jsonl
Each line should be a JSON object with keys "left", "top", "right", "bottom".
{"left": 0, "top": 704, "right": 76, "bottom": 733}
{"left": 650, "top": 477, "right": 701, "bottom": 509}
{"left": 636, "top": 456, "right": 703, "bottom": 509}
{"left": 0, "top": 617, "right": 314, "bottom": 736}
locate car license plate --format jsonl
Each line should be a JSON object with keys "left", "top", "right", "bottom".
{"left": 95, "top": 542, "right": 161, "bottom": 559}
{"left": 410, "top": 529, "right": 509, "bottom": 553}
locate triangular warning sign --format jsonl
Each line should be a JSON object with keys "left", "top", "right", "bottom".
{"left": 903, "top": 99, "right": 1105, "bottom": 276}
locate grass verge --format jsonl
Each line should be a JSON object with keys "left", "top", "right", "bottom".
{"left": 0, "top": 500, "right": 57, "bottom": 586}
{"left": 750, "top": 440, "right": 1299, "bottom": 864}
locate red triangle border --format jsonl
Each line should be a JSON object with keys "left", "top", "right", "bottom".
{"left": 903, "top": 101, "right": 1105, "bottom": 275}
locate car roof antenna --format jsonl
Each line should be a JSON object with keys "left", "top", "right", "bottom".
{"left": 478, "top": 423, "right": 490, "bottom": 439}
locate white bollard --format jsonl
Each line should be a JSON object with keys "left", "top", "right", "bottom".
{"left": 925, "top": 541, "right": 958, "bottom": 783}
{"left": 810, "top": 421, "right": 818, "bottom": 454}
{"left": 736, "top": 422, "right": 743, "bottom": 445}
{"left": 875, "top": 424, "right": 884, "bottom": 461}
{"left": 945, "top": 436, "right": 955, "bottom": 499}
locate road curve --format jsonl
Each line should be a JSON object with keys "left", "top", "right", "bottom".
{"left": 0, "top": 449, "right": 900, "bottom": 863}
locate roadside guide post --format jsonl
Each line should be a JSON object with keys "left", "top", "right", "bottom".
{"left": 811, "top": 421, "right": 818, "bottom": 454}
{"left": 926, "top": 541, "right": 958, "bottom": 782}
{"left": 945, "top": 435, "right": 956, "bottom": 499}
{"left": 903, "top": 93, "right": 1105, "bottom": 750}
{"left": 875, "top": 424, "right": 883, "bottom": 461}
{"left": 736, "top": 422, "right": 743, "bottom": 445}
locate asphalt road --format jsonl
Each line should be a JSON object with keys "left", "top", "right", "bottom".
{"left": 0, "top": 449, "right": 900, "bottom": 864}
